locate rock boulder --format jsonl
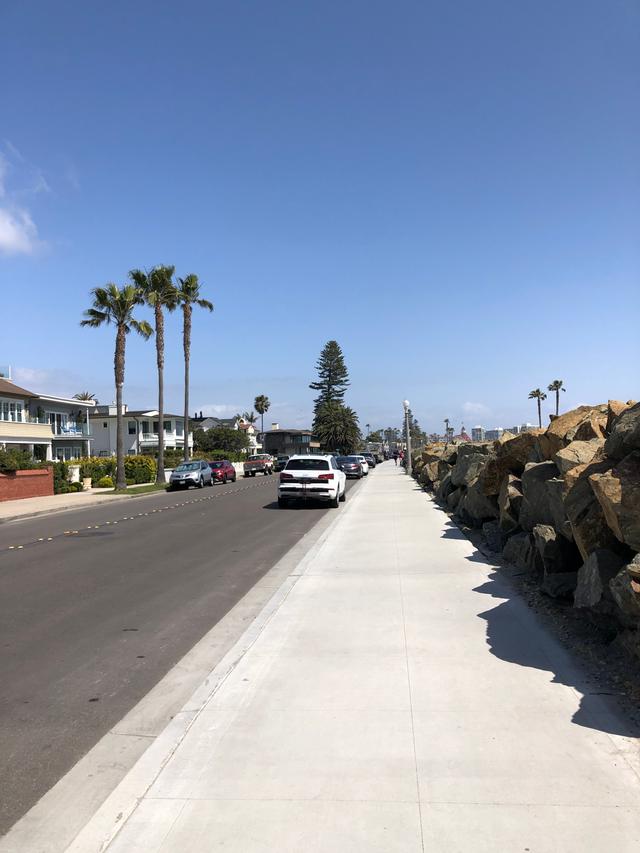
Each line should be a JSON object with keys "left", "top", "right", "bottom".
{"left": 563, "top": 459, "right": 621, "bottom": 560}
{"left": 498, "top": 474, "right": 523, "bottom": 533}
{"left": 503, "top": 532, "right": 542, "bottom": 572}
{"left": 554, "top": 439, "right": 604, "bottom": 476}
{"left": 450, "top": 444, "right": 493, "bottom": 488}
{"left": 604, "top": 402, "right": 640, "bottom": 462}
{"left": 519, "top": 461, "right": 560, "bottom": 532}
{"left": 538, "top": 405, "right": 608, "bottom": 460}
{"left": 589, "top": 451, "right": 640, "bottom": 552}
{"left": 574, "top": 549, "right": 627, "bottom": 612}
{"left": 610, "top": 564, "right": 640, "bottom": 629}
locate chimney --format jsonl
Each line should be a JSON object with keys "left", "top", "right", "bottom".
{"left": 200, "top": 411, "right": 203, "bottom": 418}
{"left": 271, "top": 423, "right": 279, "bottom": 431}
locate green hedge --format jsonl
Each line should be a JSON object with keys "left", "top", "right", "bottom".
{"left": 0, "top": 448, "right": 48, "bottom": 472}
{"left": 78, "top": 455, "right": 157, "bottom": 484}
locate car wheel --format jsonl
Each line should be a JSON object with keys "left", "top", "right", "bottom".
{"left": 252, "top": 471, "right": 256, "bottom": 477}
{"left": 232, "top": 474, "right": 236, "bottom": 482}
{"left": 223, "top": 474, "right": 227, "bottom": 484}
{"left": 198, "top": 477, "right": 204, "bottom": 488}
{"left": 278, "top": 497, "right": 287, "bottom": 508}
{"left": 339, "top": 486, "right": 346, "bottom": 502}
{"left": 330, "top": 491, "right": 340, "bottom": 508}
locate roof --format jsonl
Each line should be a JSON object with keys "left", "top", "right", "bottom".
{"left": 264, "top": 428, "right": 313, "bottom": 435}
{"left": 0, "top": 377, "right": 37, "bottom": 398}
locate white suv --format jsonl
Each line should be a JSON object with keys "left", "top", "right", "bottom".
{"left": 278, "top": 455, "right": 347, "bottom": 508}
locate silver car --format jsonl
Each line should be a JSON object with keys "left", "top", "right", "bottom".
{"left": 168, "top": 459, "right": 213, "bottom": 490}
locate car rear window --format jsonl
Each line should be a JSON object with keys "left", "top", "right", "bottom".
{"left": 285, "top": 458, "right": 329, "bottom": 471}
{"left": 340, "top": 456, "right": 359, "bottom": 463}
{"left": 209, "top": 462, "right": 223, "bottom": 468}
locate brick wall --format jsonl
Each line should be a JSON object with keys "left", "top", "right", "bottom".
{"left": 0, "top": 468, "right": 54, "bottom": 502}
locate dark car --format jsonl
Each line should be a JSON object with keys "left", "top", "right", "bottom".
{"left": 275, "top": 455, "right": 290, "bottom": 472}
{"left": 361, "top": 452, "right": 377, "bottom": 468}
{"left": 336, "top": 455, "right": 364, "bottom": 478}
{"left": 209, "top": 459, "right": 237, "bottom": 484}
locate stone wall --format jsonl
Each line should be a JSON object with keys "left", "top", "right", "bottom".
{"left": 0, "top": 468, "right": 54, "bottom": 502}
{"left": 413, "top": 401, "right": 640, "bottom": 658}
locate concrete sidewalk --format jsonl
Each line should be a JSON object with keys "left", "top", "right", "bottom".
{"left": 65, "top": 463, "right": 640, "bottom": 850}
{"left": 0, "top": 486, "right": 155, "bottom": 523}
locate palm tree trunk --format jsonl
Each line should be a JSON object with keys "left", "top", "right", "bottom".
{"left": 555, "top": 391, "right": 559, "bottom": 417}
{"left": 537, "top": 398, "right": 542, "bottom": 428}
{"left": 155, "top": 303, "right": 165, "bottom": 484}
{"left": 115, "top": 325, "right": 126, "bottom": 490}
{"left": 183, "top": 304, "right": 192, "bottom": 462}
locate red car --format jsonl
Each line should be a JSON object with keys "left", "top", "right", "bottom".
{"left": 208, "top": 459, "right": 237, "bottom": 484}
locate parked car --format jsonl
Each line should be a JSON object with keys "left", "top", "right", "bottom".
{"left": 243, "top": 454, "right": 274, "bottom": 477}
{"left": 353, "top": 455, "right": 370, "bottom": 475}
{"left": 275, "top": 455, "right": 290, "bottom": 472}
{"left": 278, "top": 454, "right": 346, "bottom": 508}
{"left": 336, "top": 455, "right": 364, "bottom": 478}
{"left": 209, "top": 459, "right": 237, "bottom": 484}
{"left": 168, "top": 459, "right": 213, "bottom": 490}
{"left": 361, "top": 452, "right": 377, "bottom": 468}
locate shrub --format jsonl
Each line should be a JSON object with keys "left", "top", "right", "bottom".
{"left": 124, "top": 455, "right": 156, "bottom": 484}
{"left": 78, "top": 456, "right": 116, "bottom": 481}
{"left": 96, "top": 475, "right": 114, "bottom": 488}
{"left": 52, "top": 461, "right": 70, "bottom": 494}
{"left": 0, "top": 448, "right": 45, "bottom": 472}
{"left": 126, "top": 477, "right": 135, "bottom": 486}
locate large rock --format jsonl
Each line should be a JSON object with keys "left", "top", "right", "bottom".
{"left": 458, "top": 477, "right": 499, "bottom": 526}
{"left": 532, "top": 524, "right": 581, "bottom": 574}
{"left": 563, "top": 459, "right": 622, "bottom": 560}
{"left": 482, "top": 521, "right": 504, "bottom": 553}
{"left": 545, "top": 477, "right": 573, "bottom": 541}
{"left": 574, "top": 549, "right": 626, "bottom": 611}
{"left": 573, "top": 412, "right": 608, "bottom": 443}
{"left": 554, "top": 439, "right": 605, "bottom": 476}
{"left": 609, "top": 564, "right": 640, "bottom": 629}
{"left": 450, "top": 444, "right": 493, "bottom": 488}
{"left": 542, "top": 571, "right": 579, "bottom": 599}
{"left": 589, "top": 451, "right": 640, "bottom": 552}
{"left": 446, "top": 487, "right": 462, "bottom": 511}
{"left": 502, "top": 532, "right": 542, "bottom": 572}
{"left": 498, "top": 474, "right": 523, "bottom": 533}
{"left": 479, "top": 457, "right": 502, "bottom": 496}
{"left": 606, "top": 399, "right": 636, "bottom": 433}
{"left": 519, "top": 461, "right": 560, "bottom": 531}
{"left": 538, "top": 405, "right": 608, "bottom": 460}
{"left": 435, "top": 472, "right": 455, "bottom": 503}
{"left": 605, "top": 402, "right": 640, "bottom": 461}
{"left": 493, "top": 430, "right": 544, "bottom": 477}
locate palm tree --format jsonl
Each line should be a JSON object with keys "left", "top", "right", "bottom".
{"left": 444, "top": 418, "right": 450, "bottom": 442}
{"left": 175, "top": 274, "right": 213, "bottom": 462}
{"left": 242, "top": 411, "right": 258, "bottom": 424}
{"left": 529, "top": 388, "right": 547, "bottom": 428}
{"left": 254, "top": 394, "right": 271, "bottom": 440}
{"left": 81, "top": 284, "right": 152, "bottom": 489}
{"left": 130, "top": 265, "right": 178, "bottom": 484}
{"left": 73, "top": 391, "right": 98, "bottom": 402}
{"left": 547, "top": 379, "right": 566, "bottom": 417}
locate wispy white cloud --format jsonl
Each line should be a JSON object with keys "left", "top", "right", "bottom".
{"left": 12, "top": 366, "right": 82, "bottom": 396}
{"left": 199, "top": 403, "right": 244, "bottom": 417}
{"left": 462, "top": 401, "right": 491, "bottom": 417}
{"left": 0, "top": 141, "right": 48, "bottom": 255}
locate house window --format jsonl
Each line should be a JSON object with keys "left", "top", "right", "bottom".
{"left": 163, "top": 420, "right": 171, "bottom": 433}
{"left": 2, "top": 400, "right": 24, "bottom": 422}
{"left": 103, "top": 422, "right": 108, "bottom": 429}
{"left": 142, "top": 421, "right": 149, "bottom": 434}
{"left": 176, "top": 421, "right": 184, "bottom": 437}
{"left": 153, "top": 421, "right": 159, "bottom": 433}
{"left": 128, "top": 420, "right": 137, "bottom": 435}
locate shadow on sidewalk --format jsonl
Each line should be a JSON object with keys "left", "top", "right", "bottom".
{"left": 439, "top": 519, "right": 639, "bottom": 739}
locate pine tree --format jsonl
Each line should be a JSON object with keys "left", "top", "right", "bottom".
{"left": 309, "top": 340, "right": 350, "bottom": 415}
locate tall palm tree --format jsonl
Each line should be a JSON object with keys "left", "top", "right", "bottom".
{"left": 175, "top": 274, "right": 213, "bottom": 462}
{"left": 444, "top": 418, "right": 450, "bottom": 442}
{"left": 529, "top": 388, "right": 547, "bottom": 428}
{"left": 81, "top": 284, "right": 152, "bottom": 489}
{"left": 242, "top": 411, "right": 258, "bottom": 424}
{"left": 254, "top": 395, "right": 271, "bottom": 440}
{"left": 130, "top": 265, "right": 178, "bottom": 484}
{"left": 73, "top": 391, "right": 98, "bottom": 402}
{"left": 547, "top": 379, "right": 566, "bottom": 417}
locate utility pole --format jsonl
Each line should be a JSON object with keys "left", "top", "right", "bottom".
{"left": 403, "top": 399, "right": 412, "bottom": 476}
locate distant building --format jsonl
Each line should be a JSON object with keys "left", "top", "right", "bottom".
{"left": 484, "top": 427, "right": 504, "bottom": 441}
{"left": 190, "top": 413, "right": 261, "bottom": 454}
{"left": 90, "top": 404, "right": 192, "bottom": 457}
{"left": 263, "top": 424, "right": 321, "bottom": 457}
{"left": 471, "top": 426, "right": 485, "bottom": 442}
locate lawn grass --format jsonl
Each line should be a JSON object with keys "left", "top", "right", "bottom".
{"left": 111, "top": 483, "right": 169, "bottom": 496}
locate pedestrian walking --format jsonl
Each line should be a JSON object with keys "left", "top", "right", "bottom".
{"left": 393, "top": 450, "right": 399, "bottom": 466}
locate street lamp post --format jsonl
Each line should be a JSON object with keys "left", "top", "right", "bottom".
{"left": 402, "top": 399, "right": 412, "bottom": 476}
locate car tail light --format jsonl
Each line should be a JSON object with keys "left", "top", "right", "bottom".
{"left": 318, "top": 473, "right": 334, "bottom": 480}
{"left": 280, "top": 473, "right": 294, "bottom": 481}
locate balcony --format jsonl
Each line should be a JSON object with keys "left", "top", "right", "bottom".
{"left": 0, "top": 420, "right": 55, "bottom": 442}
{"left": 51, "top": 424, "right": 91, "bottom": 438}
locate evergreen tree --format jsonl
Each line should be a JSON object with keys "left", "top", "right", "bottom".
{"left": 309, "top": 340, "right": 350, "bottom": 415}
{"left": 314, "top": 402, "right": 361, "bottom": 454}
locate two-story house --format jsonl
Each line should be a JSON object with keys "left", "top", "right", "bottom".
{"left": 0, "top": 375, "right": 94, "bottom": 461}
{"left": 263, "top": 424, "right": 321, "bottom": 457}
{"left": 89, "top": 404, "right": 193, "bottom": 456}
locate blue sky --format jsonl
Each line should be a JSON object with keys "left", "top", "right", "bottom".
{"left": 1, "top": 1, "right": 638, "bottom": 434}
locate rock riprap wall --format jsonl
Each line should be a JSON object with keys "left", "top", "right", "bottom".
{"left": 414, "top": 401, "right": 640, "bottom": 658}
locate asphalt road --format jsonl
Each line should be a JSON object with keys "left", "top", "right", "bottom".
{"left": 0, "top": 473, "right": 359, "bottom": 835}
